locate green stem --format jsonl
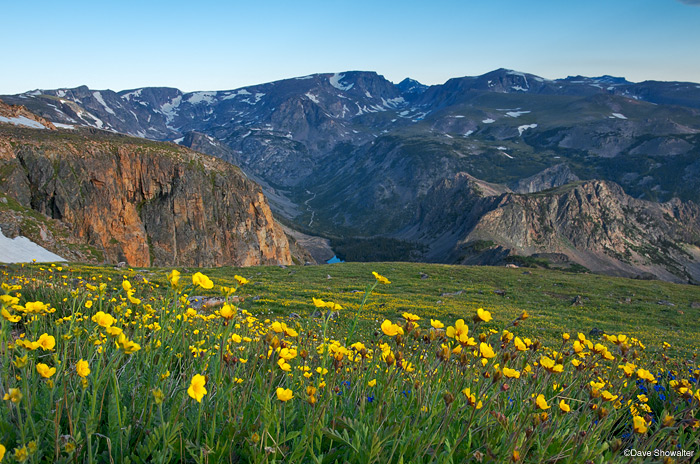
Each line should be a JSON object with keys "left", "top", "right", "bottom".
{"left": 346, "top": 281, "right": 377, "bottom": 345}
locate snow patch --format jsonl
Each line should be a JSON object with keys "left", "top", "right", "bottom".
{"left": 511, "top": 86, "right": 528, "bottom": 92}
{"left": 173, "top": 137, "right": 184, "bottom": 144}
{"left": 93, "top": 91, "right": 116, "bottom": 115}
{"left": 482, "top": 118, "right": 495, "bottom": 124}
{"left": 222, "top": 89, "right": 252, "bottom": 100}
{"left": 53, "top": 123, "right": 75, "bottom": 129}
{"left": 305, "top": 93, "right": 320, "bottom": 104}
{"left": 0, "top": 227, "right": 66, "bottom": 263}
{"left": 56, "top": 90, "right": 66, "bottom": 97}
{"left": 160, "top": 96, "right": 182, "bottom": 125}
{"left": 242, "top": 93, "right": 265, "bottom": 105}
{"left": 365, "top": 90, "right": 373, "bottom": 98}
{"left": 500, "top": 151, "right": 514, "bottom": 159}
{"left": 295, "top": 75, "right": 314, "bottom": 80}
{"left": 452, "top": 115, "right": 465, "bottom": 118}
{"left": 329, "top": 73, "right": 354, "bottom": 91}
{"left": 505, "top": 110, "right": 530, "bottom": 117}
{"left": 382, "top": 96, "right": 405, "bottom": 108}
{"left": 518, "top": 124, "right": 538, "bottom": 136}
{"left": 611, "top": 113, "right": 627, "bottom": 119}
{"left": 464, "top": 130, "right": 474, "bottom": 137}
{"left": 120, "top": 89, "right": 143, "bottom": 101}
{"left": 411, "top": 112, "right": 429, "bottom": 121}
{"left": 188, "top": 92, "right": 216, "bottom": 105}
{"left": 0, "top": 116, "right": 46, "bottom": 129}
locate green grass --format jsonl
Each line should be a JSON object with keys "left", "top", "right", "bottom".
{"left": 11, "top": 261, "right": 700, "bottom": 359}
{"left": 1, "top": 261, "right": 699, "bottom": 463}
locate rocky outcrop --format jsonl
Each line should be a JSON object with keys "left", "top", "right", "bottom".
{"left": 458, "top": 181, "right": 700, "bottom": 283}
{"left": 510, "top": 163, "right": 579, "bottom": 193}
{"left": 0, "top": 125, "right": 292, "bottom": 267}
{"left": 0, "top": 99, "right": 57, "bottom": 130}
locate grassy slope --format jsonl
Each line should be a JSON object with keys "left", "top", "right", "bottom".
{"left": 16, "top": 261, "right": 700, "bottom": 358}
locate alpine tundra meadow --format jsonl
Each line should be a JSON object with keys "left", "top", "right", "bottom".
{"left": 0, "top": 262, "right": 698, "bottom": 463}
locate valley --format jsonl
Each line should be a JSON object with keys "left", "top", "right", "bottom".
{"left": 2, "top": 69, "right": 700, "bottom": 282}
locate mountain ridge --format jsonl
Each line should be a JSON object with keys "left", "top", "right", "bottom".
{"left": 3, "top": 68, "right": 700, "bottom": 282}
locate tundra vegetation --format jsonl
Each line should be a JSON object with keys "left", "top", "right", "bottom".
{"left": 0, "top": 262, "right": 698, "bottom": 463}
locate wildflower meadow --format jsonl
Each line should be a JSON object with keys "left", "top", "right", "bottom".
{"left": 0, "top": 262, "right": 698, "bottom": 463}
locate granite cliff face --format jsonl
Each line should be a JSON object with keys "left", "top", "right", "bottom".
{"left": 0, "top": 125, "right": 292, "bottom": 267}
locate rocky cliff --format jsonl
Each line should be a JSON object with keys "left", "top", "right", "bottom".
{"left": 452, "top": 180, "right": 700, "bottom": 283}
{"left": 0, "top": 124, "right": 292, "bottom": 267}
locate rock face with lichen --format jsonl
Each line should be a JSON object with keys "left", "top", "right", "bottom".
{"left": 0, "top": 124, "right": 292, "bottom": 267}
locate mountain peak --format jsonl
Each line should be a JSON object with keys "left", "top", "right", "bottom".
{"left": 396, "top": 78, "right": 428, "bottom": 96}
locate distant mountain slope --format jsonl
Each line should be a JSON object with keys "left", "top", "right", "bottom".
{"left": 409, "top": 177, "right": 700, "bottom": 283}
{"left": 3, "top": 69, "right": 700, "bottom": 281}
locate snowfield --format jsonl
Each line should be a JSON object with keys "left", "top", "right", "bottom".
{"left": 0, "top": 115, "right": 46, "bottom": 129}
{"left": 0, "top": 228, "right": 66, "bottom": 263}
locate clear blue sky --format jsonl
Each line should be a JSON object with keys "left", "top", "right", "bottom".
{"left": 2, "top": 0, "right": 700, "bottom": 94}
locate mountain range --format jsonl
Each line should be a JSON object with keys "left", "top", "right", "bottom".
{"left": 2, "top": 68, "right": 700, "bottom": 283}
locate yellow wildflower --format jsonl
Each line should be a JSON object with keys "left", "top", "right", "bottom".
{"left": 92, "top": 311, "right": 116, "bottom": 328}
{"left": 192, "top": 272, "right": 214, "bottom": 289}
{"left": 559, "top": 399, "right": 570, "bottom": 412}
{"left": 76, "top": 359, "right": 90, "bottom": 378}
{"left": 234, "top": 275, "right": 249, "bottom": 285}
{"left": 187, "top": 374, "right": 207, "bottom": 402}
{"left": 3, "top": 388, "right": 22, "bottom": 403}
{"left": 514, "top": 337, "right": 528, "bottom": 351}
{"left": 540, "top": 356, "right": 563, "bottom": 373}
{"left": 479, "top": 342, "right": 496, "bottom": 359}
{"left": 1, "top": 308, "right": 21, "bottom": 322}
{"left": 276, "top": 387, "right": 293, "bottom": 402}
{"left": 167, "top": 269, "right": 180, "bottom": 288}
{"left": 37, "top": 333, "right": 56, "bottom": 351}
{"left": 381, "top": 319, "right": 404, "bottom": 337}
{"left": 633, "top": 416, "right": 648, "bottom": 434}
{"left": 636, "top": 368, "right": 656, "bottom": 383}
{"left": 13, "top": 446, "right": 28, "bottom": 463}
{"left": 476, "top": 308, "right": 492, "bottom": 322}
{"left": 372, "top": 271, "right": 391, "bottom": 284}
{"left": 13, "top": 355, "right": 28, "bottom": 369}
{"left": 36, "top": 363, "right": 56, "bottom": 379}
{"left": 536, "top": 394, "right": 550, "bottom": 410}
{"left": 220, "top": 304, "right": 235, "bottom": 320}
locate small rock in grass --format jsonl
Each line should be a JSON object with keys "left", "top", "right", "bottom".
{"left": 589, "top": 327, "right": 604, "bottom": 337}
